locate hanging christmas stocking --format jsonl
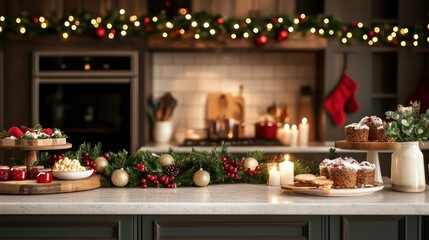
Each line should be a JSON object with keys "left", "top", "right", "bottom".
{"left": 407, "top": 70, "right": 429, "bottom": 111}
{"left": 344, "top": 73, "right": 360, "bottom": 113}
{"left": 324, "top": 73, "right": 358, "bottom": 126}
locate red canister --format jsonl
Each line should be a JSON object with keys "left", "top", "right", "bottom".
{"left": 36, "top": 169, "right": 53, "bottom": 183}
{"left": 0, "top": 166, "right": 10, "bottom": 181}
{"left": 29, "top": 166, "right": 44, "bottom": 179}
{"left": 10, "top": 166, "right": 27, "bottom": 181}
{"left": 255, "top": 121, "right": 278, "bottom": 139}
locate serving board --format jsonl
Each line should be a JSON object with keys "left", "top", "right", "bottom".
{"left": 281, "top": 182, "right": 384, "bottom": 197}
{"left": 335, "top": 140, "right": 396, "bottom": 151}
{"left": 0, "top": 174, "right": 101, "bottom": 195}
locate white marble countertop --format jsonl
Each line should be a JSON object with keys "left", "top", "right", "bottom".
{"left": 140, "top": 141, "right": 429, "bottom": 153}
{"left": 1, "top": 180, "right": 428, "bottom": 215}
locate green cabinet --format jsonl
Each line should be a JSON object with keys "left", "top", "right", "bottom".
{"left": 0, "top": 215, "right": 135, "bottom": 240}
{"left": 141, "top": 215, "right": 324, "bottom": 240}
{"left": 329, "top": 216, "right": 421, "bottom": 240}
{"left": 0, "top": 215, "right": 424, "bottom": 239}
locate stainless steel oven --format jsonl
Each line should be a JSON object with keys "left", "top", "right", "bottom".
{"left": 33, "top": 51, "right": 138, "bottom": 153}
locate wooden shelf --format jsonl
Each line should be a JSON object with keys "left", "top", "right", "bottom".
{"left": 147, "top": 33, "right": 327, "bottom": 51}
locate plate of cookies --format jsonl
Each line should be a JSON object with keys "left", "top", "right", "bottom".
{"left": 281, "top": 157, "right": 384, "bottom": 197}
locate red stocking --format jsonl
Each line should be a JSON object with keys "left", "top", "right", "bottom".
{"left": 344, "top": 73, "right": 360, "bottom": 113}
{"left": 407, "top": 70, "right": 429, "bottom": 111}
{"left": 324, "top": 73, "right": 358, "bottom": 126}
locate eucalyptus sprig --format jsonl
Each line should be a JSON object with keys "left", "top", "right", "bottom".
{"left": 384, "top": 101, "right": 429, "bottom": 142}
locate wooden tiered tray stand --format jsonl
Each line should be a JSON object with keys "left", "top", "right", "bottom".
{"left": 0, "top": 143, "right": 101, "bottom": 194}
{"left": 335, "top": 140, "right": 397, "bottom": 184}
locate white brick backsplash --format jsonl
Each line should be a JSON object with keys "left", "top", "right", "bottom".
{"left": 183, "top": 105, "right": 206, "bottom": 119}
{"left": 296, "top": 65, "right": 316, "bottom": 78}
{"left": 220, "top": 79, "right": 242, "bottom": 93}
{"left": 153, "top": 53, "right": 173, "bottom": 64}
{"left": 263, "top": 79, "right": 286, "bottom": 91}
{"left": 230, "top": 66, "right": 252, "bottom": 78}
{"left": 184, "top": 66, "right": 207, "bottom": 78}
{"left": 243, "top": 92, "right": 274, "bottom": 106}
{"left": 153, "top": 65, "right": 162, "bottom": 78}
{"left": 274, "top": 65, "right": 296, "bottom": 78}
{"left": 242, "top": 80, "right": 263, "bottom": 91}
{"left": 197, "top": 79, "right": 221, "bottom": 91}
{"left": 161, "top": 66, "right": 185, "bottom": 78}
{"left": 183, "top": 92, "right": 207, "bottom": 105}
{"left": 252, "top": 66, "right": 275, "bottom": 78}
{"left": 185, "top": 118, "right": 206, "bottom": 129}
{"left": 152, "top": 52, "right": 316, "bottom": 131}
{"left": 172, "top": 79, "right": 198, "bottom": 92}
{"left": 206, "top": 66, "right": 230, "bottom": 78}
{"left": 172, "top": 53, "right": 196, "bottom": 64}
{"left": 217, "top": 53, "right": 241, "bottom": 64}
{"left": 153, "top": 79, "right": 173, "bottom": 92}
{"left": 195, "top": 53, "right": 218, "bottom": 65}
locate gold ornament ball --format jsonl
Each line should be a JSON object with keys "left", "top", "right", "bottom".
{"left": 94, "top": 156, "right": 109, "bottom": 174}
{"left": 244, "top": 157, "right": 259, "bottom": 171}
{"left": 111, "top": 168, "right": 129, "bottom": 187}
{"left": 193, "top": 168, "right": 210, "bottom": 187}
{"left": 159, "top": 153, "right": 174, "bottom": 167}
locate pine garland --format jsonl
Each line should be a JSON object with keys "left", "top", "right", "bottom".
{"left": 0, "top": 10, "right": 427, "bottom": 47}
{"left": 36, "top": 142, "right": 320, "bottom": 188}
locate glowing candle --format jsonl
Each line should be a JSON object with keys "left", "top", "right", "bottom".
{"left": 290, "top": 124, "right": 299, "bottom": 146}
{"left": 279, "top": 154, "right": 294, "bottom": 185}
{"left": 299, "top": 117, "right": 309, "bottom": 146}
{"left": 282, "top": 123, "right": 291, "bottom": 145}
{"left": 268, "top": 167, "right": 281, "bottom": 186}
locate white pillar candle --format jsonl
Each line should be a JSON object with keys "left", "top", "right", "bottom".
{"left": 290, "top": 124, "right": 299, "bottom": 146}
{"left": 277, "top": 127, "right": 284, "bottom": 141}
{"left": 282, "top": 124, "right": 291, "bottom": 145}
{"left": 279, "top": 154, "right": 294, "bottom": 185}
{"left": 298, "top": 117, "right": 309, "bottom": 146}
{"left": 268, "top": 167, "right": 281, "bottom": 186}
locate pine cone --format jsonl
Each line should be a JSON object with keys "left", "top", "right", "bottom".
{"left": 164, "top": 164, "right": 180, "bottom": 177}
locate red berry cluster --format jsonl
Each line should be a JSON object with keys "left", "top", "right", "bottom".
{"left": 221, "top": 155, "right": 244, "bottom": 181}
{"left": 82, "top": 152, "right": 96, "bottom": 173}
{"left": 246, "top": 165, "right": 261, "bottom": 176}
{"left": 136, "top": 163, "right": 175, "bottom": 188}
{"left": 48, "top": 153, "right": 65, "bottom": 166}
{"left": 103, "top": 153, "right": 110, "bottom": 160}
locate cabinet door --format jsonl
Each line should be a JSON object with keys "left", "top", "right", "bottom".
{"left": 142, "top": 215, "right": 323, "bottom": 240}
{"left": 0, "top": 215, "right": 135, "bottom": 240}
{"left": 329, "top": 215, "right": 420, "bottom": 240}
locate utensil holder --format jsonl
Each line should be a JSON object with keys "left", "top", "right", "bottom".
{"left": 154, "top": 121, "right": 173, "bottom": 144}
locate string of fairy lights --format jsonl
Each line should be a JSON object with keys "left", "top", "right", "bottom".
{"left": 0, "top": 8, "right": 428, "bottom": 47}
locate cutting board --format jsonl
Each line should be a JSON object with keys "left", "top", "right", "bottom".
{"left": 0, "top": 175, "right": 101, "bottom": 195}
{"left": 206, "top": 92, "right": 245, "bottom": 122}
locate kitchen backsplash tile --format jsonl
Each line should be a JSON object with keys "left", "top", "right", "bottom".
{"left": 153, "top": 52, "right": 316, "bottom": 137}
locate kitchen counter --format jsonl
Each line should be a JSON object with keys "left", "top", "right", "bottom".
{"left": 0, "top": 179, "right": 428, "bottom": 215}
{"left": 140, "top": 141, "right": 429, "bottom": 153}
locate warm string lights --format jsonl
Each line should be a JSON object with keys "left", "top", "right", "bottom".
{"left": 0, "top": 10, "right": 428, "bottom": 47}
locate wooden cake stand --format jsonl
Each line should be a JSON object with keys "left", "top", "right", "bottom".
{"left": 335, "top": 140, "right": 397, "bottom": 183}
{"left": 0, "top": 143, "right": 102, "bottom": 194}
{"left": 0, "top": 143, "right": 73, "bottom": 168}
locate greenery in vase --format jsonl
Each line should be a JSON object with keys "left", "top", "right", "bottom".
{"left": 384, "top": 101, "right": 429, "bottom": 142}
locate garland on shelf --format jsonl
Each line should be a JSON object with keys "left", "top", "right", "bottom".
{"left": 33, "top": 142, "right": 320, "bottom": 188}
{"left": 0, "top": 10, "right": 428, "bottom": 47}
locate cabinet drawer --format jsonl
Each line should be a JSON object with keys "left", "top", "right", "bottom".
{"left": 0, "top": 215, "right": 134, "bottom": 240}
{"left": 142, "top": 215, "right": 323, "bottom": 240}
{"left": 336, "top": 215, "right": 420, "bottom": 240}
